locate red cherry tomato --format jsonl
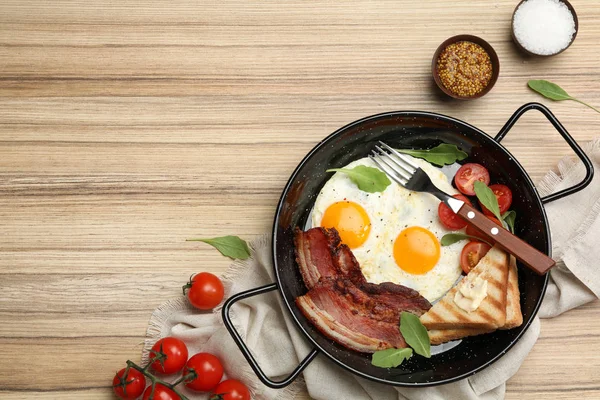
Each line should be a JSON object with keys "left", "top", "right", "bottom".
{"left": 460, "top": 241, "right": 492, "bottom": 274}
{"left": 142, "top": 383, "right": 180, "bottom": 400}
{"left": 211, "top": 379, "right": 250, "bottom": 400}
{"left": 184, "top": 353, "right": 224, "bottom": 392}
{"left": 481, "top": 184, "right": 513, "bottom": 216}
{"left": 438, "top": 194, "right": 472, "bottom": 230}
{"left": 184, "top": 272, "right": 225, "bottom": 310}
{"left": 465, "top": 215, "right": 502, "bottom": 242}
{"left": 112, "top": 367, "right": 146, "bottom": 400}
{"left": 454, "top": 163, "right": 490, "bottom": 196}
{"left": 150, "top": 337, "right": 189, "bottom": 375}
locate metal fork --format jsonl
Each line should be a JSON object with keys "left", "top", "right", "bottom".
{"left": 370, "top": 141, "right": 555, "bottom": 275}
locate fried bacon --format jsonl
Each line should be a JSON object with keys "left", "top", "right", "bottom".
{"left": 294, "top": 227, "right": 432, "bottom": 353}
{"left": 296, "top": 280, "right": 406, "bottom": 352}
{"left": 294, "top": 227, "right": 341, "bottom": 288}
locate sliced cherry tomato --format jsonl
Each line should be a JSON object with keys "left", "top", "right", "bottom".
{"left": 113, "top": 367, "right": 146, "bottom": 400}
{"left": 438, "top": 194, "right": 472, "bottom": 230}
{"left": 454, "top": 163, "right": 490, "bottom": 196}
{"left": 460, "top": 241, "right": 492, "bottom": 274}
{"left": 150, "top": 337, "right": 189, "bottom": 375}
{"left": 210, "top": 379, "right": 250, "bottom": 400}
{"left": 481, "top": 184, "right": 513, "bottom": 216}
{"left": 184, "top": 353, "right": 224, "bottom": 392}
{"left": 184, "top": 272, "right": 225, "bottom": 310}
{"left": 465, "top": 215, "right": 502, "bottom": 242}
{"left": 142, "top": 383, "right": 180, "bottom": 400}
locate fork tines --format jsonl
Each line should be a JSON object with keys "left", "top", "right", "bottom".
{"left": 369, "top": 141, "right": 419, "bottom": 187}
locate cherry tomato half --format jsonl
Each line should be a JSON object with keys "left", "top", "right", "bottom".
{"left": 184, "top": 353, "right": 224, "bottom": 392}
{"left": 438, "top": 194, "right": 472, "bottom": 230}
{"left": 210, "top": 379, "right": 250, "bottom": 400}
{"left": 481, "top": 184, "right": 513, "bottom": 216}
{"left": 460, "top": 241, "right": 492, "bottom": 274}
{"left": 454, "top": 163, "right": 490, "bottom": 196}
{"left": 466, "top": 215, "right": 502, "bottom": 242}
{"left": 142, "top": 383, "right": 180, "bottom": 400}
{"left": 150, "top": 337, "right": 189, "bottom": 375}
{"left": 113, "top": 367, "right": 146, "bottom": 400}
{"left": 184, "top": 272, "right": 225, "bottom": 310}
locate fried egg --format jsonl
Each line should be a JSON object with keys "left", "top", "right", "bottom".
{"left": 311, "top": 156, "right": 466, "bottom": 302}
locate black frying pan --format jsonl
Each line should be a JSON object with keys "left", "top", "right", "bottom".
{"left": 222, "top": 103, "right": 593, "bottom": 388}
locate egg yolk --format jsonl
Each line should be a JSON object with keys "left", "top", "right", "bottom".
{"left": 393, "top": 226, "right": 441, "bottom": 275}
{"left": 320, "top": 201, "right": 371, "bottom": 249}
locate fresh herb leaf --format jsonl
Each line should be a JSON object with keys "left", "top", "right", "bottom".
{"left": 371, "top": 347, "right": 413, "bottom": 368}
{"left": 396, "top": 144, "right": 468, "bottom": 167}
{"left": 399, "top": 312, "right": 431, "bottom": 358}
{"left": 528, "top": 79, "right": 571, "bottom": 101}
{"left": 473, "top": 181, "right": 503, "bottom": 223}
{"left": 502, "top": 210, "right": 517, "bottom": 234}
{"left": 187, "top": 235, "right": 251, "bottom": 260}
{"left": 441, "top": 233, "right": 492, "bottom": 247}
{"left": 326, "top": 165, "right": 391, "bottom": 193}
{"left": 528, "top": 80, "right": 600, "bottom": 114}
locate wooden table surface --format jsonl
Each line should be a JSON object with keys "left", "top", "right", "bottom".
{"left": 1, "top": 1, "right": 599, "bottom": 398}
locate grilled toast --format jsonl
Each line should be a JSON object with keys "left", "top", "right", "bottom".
{"left": 427, "top": 254, "right": 523, "bottom": 345}
{"left": 419, "top": 245, "right": 509, "bottom": 330}
{"left": 500, "top": 255, "right": 523, "bottom": 330}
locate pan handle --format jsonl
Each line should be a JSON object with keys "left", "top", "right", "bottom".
{"left": 495, "top": 102, "right": 594, "bottom": 204}
{"left": 221, "top": 283, "right": 319, "bottom": 389}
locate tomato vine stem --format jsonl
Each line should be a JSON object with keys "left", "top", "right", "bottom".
{"left": 125, "top": 359, "right": 195, "bottom": 400}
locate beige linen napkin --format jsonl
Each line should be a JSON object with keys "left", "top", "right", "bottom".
{"left": 142, "top": 138, "right": 600, "bottom": 399}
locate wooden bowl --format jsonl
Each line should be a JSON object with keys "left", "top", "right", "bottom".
{"left": 511, "top": 0, "right": 578, "bottom": 57}
{"left": 431, "top": 35, "right": 500, "bottom": 100}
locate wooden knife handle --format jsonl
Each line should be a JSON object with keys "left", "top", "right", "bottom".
{"left": 457, "top": 203, "right": 555, "bottom": 275}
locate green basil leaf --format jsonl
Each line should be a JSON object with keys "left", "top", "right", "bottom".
{"left": 502, "top": 210, "right": 517, "bottom": 234}
{"left": 440, "top": 233, "right": 492, "bottom": 247}
{"left": 326, "top": 165, "right": 391, "bottom": 193}
{"left": 371, "top": 347, "right": 413, "bottom": 368}
{"left": 396, "top": 144, "right": 468, "bottom": 167}
{"left": 528, "top": 79, "right": 600, "bottom": 114}
{"left": 187, "top": 235, "right": 251, "bottom": 260}
{"left": 400, "top": 312, "right": 431, "bottom": 358}
{"left": 473, "top": 181, "right": 503, "bottom": 222}
{"left": 528, "top": 79, "right": 572, "bottom": 101}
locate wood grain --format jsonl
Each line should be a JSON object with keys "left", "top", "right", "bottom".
{"left": 0, "top": 0, "right": 599, "bottom": 398}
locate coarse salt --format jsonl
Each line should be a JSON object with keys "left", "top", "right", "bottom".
{"left": 513, "top": 0, "right": 576, "bottom": 55}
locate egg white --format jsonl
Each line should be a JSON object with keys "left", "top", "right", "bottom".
{"left": 311, "top": 156, "right": 466, "bottom": 302}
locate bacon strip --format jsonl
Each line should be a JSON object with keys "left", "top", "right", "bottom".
{"left": 296, "top": 280, "right": 407, "bottom": 352}
{"left": 294, "top": 227, "right": 340, "bottom": 289}
{"left": 294, "top": 227, "right": 432, "bottom": 353}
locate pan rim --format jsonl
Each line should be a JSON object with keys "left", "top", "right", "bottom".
{"left": 271, "top": 109, "right": 550, "bottom": 387}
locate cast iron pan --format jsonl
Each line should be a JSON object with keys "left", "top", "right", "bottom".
{"left": 223, "top": 103, "right": 593, "bottom": 388}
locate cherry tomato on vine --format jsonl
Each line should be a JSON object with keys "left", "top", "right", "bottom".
{"left": 481, "top": 184, "right": 513, "bottom": 216}
{"left": 460, "top": 241, "right": 492, "bottom": 274}
{"left": 142, "top": 383, "right": 180, "bottom": 400}
{"left": 183, "top": 353, "right": 224, "bottom": 392}
{"left": 438, "top": 194, "right": 472, "bottom": 230}
{"left": 454, "top": 163, "right": 490, "bottom": 196}
{"left": 150, "top": 337, "right": 189, "bottom": 375}
{"left": 210, "top": 379, "right": 250, "bottom": 400}
{"left": 183, "top": 272, "right": 224, "bottom": 310}
{"left": 112, "top": 367, "right": 146, "bottom": 399}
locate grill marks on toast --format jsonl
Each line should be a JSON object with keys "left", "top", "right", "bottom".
{"left": 425, "top": 250, "right": 523, "bottom": 345}
{"left": 501, "top": 256, "right": 523, "bottom": 330}
{"left": 420, "top": 246, "right": 510, "bottom": 331}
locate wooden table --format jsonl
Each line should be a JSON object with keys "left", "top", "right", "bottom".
{"left": 1, "top": 1, "right": 599, "bottom": 398}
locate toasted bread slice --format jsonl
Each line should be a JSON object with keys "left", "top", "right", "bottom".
{"left": 420, "top": 246, "right": 509, "bottom": 330}
{"left": 427, "top": 254, "right": 522, "bottom": 344}
{"left": 501, "top": 255, "right": 523, "bottom": 330}
{"left": 428, "top": 328, "right": 493, "bottom": 345}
